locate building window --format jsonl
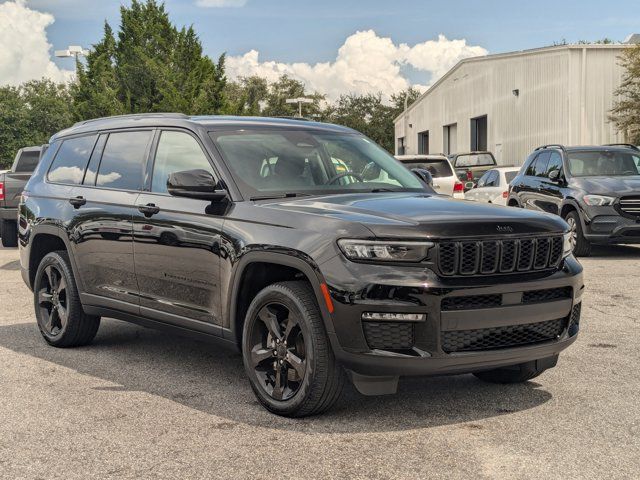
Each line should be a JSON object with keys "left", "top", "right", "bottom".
{"left": 443, "top": 124, "right": 457, "bottom": 154}
{"left": 470, "top": 115, "right": 488, "bottom": 151}
{"left": 417, "top": 131, "right": 429, "bottom": 154}
{"left": 397, "top": 137, "right": 406, "bottom": 155}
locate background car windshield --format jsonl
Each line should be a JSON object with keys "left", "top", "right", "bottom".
{"left": 401, "top": 159, "right": 453, "bottom": 177}
{"left": 567, "top": 151, "right": 640, "bottom": 177}
{"left": 211, "top": 130, "right": 424, "bottom": 196}
{"left": 454, "top": 153, "right": 494, "bottom": 167}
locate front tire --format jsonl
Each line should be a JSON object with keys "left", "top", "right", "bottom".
{"left": 1, "top": 220, "right": 18, "bottom": 247}
{"left": 242, "top": 281, "right": 345, "bottom": 417}
{"left": 33, "top": 251, "right": 101, "bottom": 347}
{"left": 564, "top": 210, "right": 591, "bottom": 257}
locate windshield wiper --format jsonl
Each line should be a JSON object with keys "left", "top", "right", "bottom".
{"left": 369, "top": 187, "right": 396, "bottom": 193}
{"left": 250, "top": 192, "right": 312, "bottom": 201}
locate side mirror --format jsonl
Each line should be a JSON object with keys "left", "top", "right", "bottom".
{"left": 412, "top": 168, "right": 434, "bottom": 186}
{"left": 167, "top": 169, "right": 227, "bottom": 201}
{"left": 548, "top": 169, "right": 561, "bottom": 182}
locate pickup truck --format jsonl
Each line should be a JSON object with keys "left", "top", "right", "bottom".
{"left": 448, "top": 151, "right": 498, "bottom": 189}
{"left": 0, "top": 146, "right": 41, "bottom": 247}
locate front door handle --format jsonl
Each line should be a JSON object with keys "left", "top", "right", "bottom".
{"left": 69, "top": 196, "right": 86, "bottom": 208}
{"left": 138, "top": 203, "right": 160, "bottom": 217}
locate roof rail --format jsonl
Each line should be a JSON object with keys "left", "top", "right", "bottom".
{"left": 603, "top": 143, "right": 640, "bottom": 151}
{"left": 73, "top": 113, "right": 189, "bottom": 128}
{"left": 535, "top": 144, "right": 566, "bottom": 152}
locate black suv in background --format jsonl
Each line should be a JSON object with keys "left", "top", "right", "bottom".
{"left": 20, "top": 114, "right": 583, "bottom": 417}
{"left": 508, "top": 144, "right": 640, "bottom": 256}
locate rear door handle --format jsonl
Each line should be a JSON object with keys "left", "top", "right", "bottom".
{"left": 69, "top": 196, "right": 86, "bottom": 208}
{"left": 138, "top": 203, "right": 160, "bottom": 217}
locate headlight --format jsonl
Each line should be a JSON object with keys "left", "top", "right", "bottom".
{"left": 563, "top": 232, "right": 573, "bottom": 257}
{"left": 338, "top": 239, "right": 433, "bottom": 262}
{"left": 582, "top": 194, "right": 615, "bottom": 206}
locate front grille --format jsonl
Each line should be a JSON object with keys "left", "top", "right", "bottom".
{"left": 619, "top": 196, "right": 640, "bottom": 217}
{"left": 522, "top": 287, "right": 572, "bottom": 304}
{"left": 437, "top": 236, "right": 563, "bottom": 277}
{"left": 441, "top": 287, "right": 572, "bottom": 311}
{"left": 568, "top": 303, "right": 581, "bottom": 336}
{"left": 363, "top": 322, "right": 414, "bottom": 350}
{"left": 441, "top": 318, "right": 566, "bottom": 353}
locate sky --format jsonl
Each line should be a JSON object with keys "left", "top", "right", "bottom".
{"left": 1, "top": 0, "right": 639, "bottom": 100}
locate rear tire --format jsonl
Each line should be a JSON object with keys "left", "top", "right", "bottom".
{"left": 473, "top": 362, "right": 547, "bottom": 384}
{"left": 564, "top": 210, "right": 591, "bottom": 257}
{"left": 33, "top": 251, "right": 100, "bottom": 347}
{"left": 242, "top": 281, "right": 345, "bottom": 417}
{"left": 1, "top": 220, "right": 18, "bottom": 247}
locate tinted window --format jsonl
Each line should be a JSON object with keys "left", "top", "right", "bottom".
{"left": 97, "top": 131, "right": 151, "bottom": 190}
{"left": 15, "top": 151, "right": 41, "bottom": 173}
{"left": 152, "top": 131, "right": 214, "bottom": 193}
{"left": 533, "top": 152, "right": 550, "bottom": 177}
{"left": 48, "top": 135, "right": 97, "bottom": 184}
{"left": 567, "top": 150, "right": 640, "bottom": 177}
{"left": 454, "top": 153, "right": 495, "bottom": 168}
{"left": 546, "top": 152, "right": 563, "bottom": 177}
{"left": 400, "top": 159, "right": 453, "bottom": 177}
{"left": 504, "top": 171, "right": 518, "bottom": 184}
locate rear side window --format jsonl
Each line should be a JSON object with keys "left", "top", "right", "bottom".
{"left": 48, "top": 135, "right": 97, "bottom": 184}
{"left": 546, "top": 152, "right": 563, "bottom": 177}
{"left": 401, "top": 159, "right": 453, "bottom": 177}
{"left": 97, "top": 131, "right": 152, "bottom": 190}
{"left": 15, "top": 151, "right": 41, "bottom": 173}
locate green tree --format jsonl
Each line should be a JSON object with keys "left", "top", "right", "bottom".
{"left": 610, "top": 44, "right": 640, "bottom": 143}
{"left": 261, "top": 75, "right": 325, "bottom": 118}
{"left": 0, "top": 79, "right": 74, "bottom": 168}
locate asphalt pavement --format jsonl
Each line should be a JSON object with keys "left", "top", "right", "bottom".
{"left": 0, "top": 245, "right": 638, "bottom": 479}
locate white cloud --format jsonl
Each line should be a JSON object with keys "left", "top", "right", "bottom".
{"left": 0, "top": 0, "right": 73, "bottom": 86}
{"left": 196, "top": 0, "right": 248, "bottom": 7}
{"left": 226, "top": 30, "right": 487, "bottom": 101}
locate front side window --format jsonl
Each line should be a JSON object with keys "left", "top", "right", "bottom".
{"left": 96, "top": 131, "right": 152, "bottom": 190}
{"left": 48, "top": 135, "right": 97, "bottom": 184}
{"left": 152, "top": 131, "right": 215, "bottom": 193}
{"left": 567, "top": 150, "right": 640, "bottom": 177}
{"left": 546, "top": 151, "right": 563, "bottom": 177}
{"left": 211, "top": 130, "right": 424, "bottom": 197}
{"left": 533, "top": 152, "right": 551, "bottom": 177}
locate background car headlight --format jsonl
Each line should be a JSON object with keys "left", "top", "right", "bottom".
{"left": 582, "top": 194, "right": 615, "bottom": 206}
{"left": 338, "top": 239, "right": 433, "bottom": 262}
{"left": 563, "top": 232, "right": 573, "bottom": 257}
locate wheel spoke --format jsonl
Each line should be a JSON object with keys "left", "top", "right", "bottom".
{"left": 286, "top": 351, "right": 306, "bottom": 379}
{"left": 56, "top": 305, "right": 68, "bottom": 328}
{"left": 38, "top": 289, "right": 53, "bottom": 306}
{"left": 258, "top": 306, "right": 282, "bottom": 341}
{"left": 283, "top": 315, "right": 298, "bottom": 339}
{"left": 48, "top": 308, "right": 59, "bottom": 332}
{"left": 57, "top": 275, "right": 67, "bottom": 296}
{"left": 251, "top": 343, "right": 274, "bottom": 366}
{"left": 272, "top": 365, "right": 284, "bottom": 400}
{"left": 44, "top": 266, "right": 56, "bottom": 288}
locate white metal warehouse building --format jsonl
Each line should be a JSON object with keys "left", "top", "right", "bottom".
{"left": 394, "top": 43, "right": 634, "bottom": 166}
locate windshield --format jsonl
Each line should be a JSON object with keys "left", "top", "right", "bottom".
{"left": 567, "top": 150, "right": 640, "bottom": 177}
{"left": 210, "top": 129, "right": 424, "bottom": 197}
{"left": 400, "top": 159, "right": 453, "bottom": 178}
{"left": 454, "top": 153, "right": 495, "bottom": 168}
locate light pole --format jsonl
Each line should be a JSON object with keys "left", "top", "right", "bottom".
{"left": 285, "top": 97, "right": 314, "bottom": 118}
{"left": 55, "top": 45, "right": 90, "bottom": 60}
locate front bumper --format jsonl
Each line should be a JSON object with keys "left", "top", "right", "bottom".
{"left": 320, "top": 254, "right": 583, "bottom": 378}
{"left": 580, "top": 204, "right": 640, "bottom": 244}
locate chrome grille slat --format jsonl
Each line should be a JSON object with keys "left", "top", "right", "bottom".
{"left": 619, "top": 196, "right": 640, "bottom": 217}
{"left": 437, "top": 235, "right": 563, "bottom": 277}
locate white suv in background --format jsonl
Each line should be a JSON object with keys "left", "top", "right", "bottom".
{"left": 464, "top": 167, "right": 520, "bottom": 205}
{"left": 395, "top": 155, "right": 465, "bottom": 199}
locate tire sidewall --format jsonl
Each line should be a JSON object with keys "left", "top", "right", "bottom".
{"left": 34, "top": 252, "right": 75, "bottom": 345}
{"left": 565, "top": 211, "right": 591, "bottom": 256}
{"left": 242, "top": 285, "right": 319, "bottom": 415}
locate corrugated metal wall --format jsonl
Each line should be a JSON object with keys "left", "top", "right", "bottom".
{"left": 395, "top": 45, "right": 628, "bottom": 166}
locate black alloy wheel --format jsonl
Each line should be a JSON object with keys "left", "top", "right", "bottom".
{"left": 37, "top": 264, "right": 69, "bottom": 337}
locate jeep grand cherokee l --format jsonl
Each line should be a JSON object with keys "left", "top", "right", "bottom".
{"left": 508, "top": 144, "right": 640, "bottom": 256}
{"left": 19, "top": 114, "right": 583, "bottom": 417}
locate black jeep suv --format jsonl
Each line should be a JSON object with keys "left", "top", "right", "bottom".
{"left": 19, "top": 114, "right": 583, "bottom": 417}
{"left": 508, "top": 144, "right": 640, "bottom": 256}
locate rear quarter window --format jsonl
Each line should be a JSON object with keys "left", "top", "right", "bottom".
{"left": 47, "top": 135, "right": 97, "bottom": 184}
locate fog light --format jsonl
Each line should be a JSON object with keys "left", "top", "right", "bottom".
{"left": 361, "top": 312, "right": 426, "bottom": 322}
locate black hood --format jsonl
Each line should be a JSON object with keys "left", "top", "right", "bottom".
{"left": 570, "top": 176, "right": 640, "bottom": 196}
{"left": 263, "top": 192, "right": 568, "bottom": 238}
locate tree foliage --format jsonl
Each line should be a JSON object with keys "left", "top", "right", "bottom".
{"left": 0, "top": 79, "right": 73, "bottom": 167}
{"left": 610, "top": 44, "right": 640, "bottom": 143}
